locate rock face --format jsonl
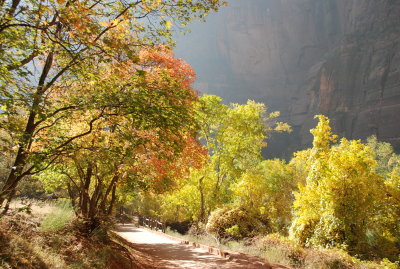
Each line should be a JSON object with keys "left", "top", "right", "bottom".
{"left": 175, "top": 0, "right": 400, "bottom": 155}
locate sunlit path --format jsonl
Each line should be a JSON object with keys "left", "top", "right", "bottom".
{"left": 115, "top": 224, "right": 286, "bottom": 269}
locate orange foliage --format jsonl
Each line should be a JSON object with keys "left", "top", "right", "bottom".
{"left": 139, "top": 46, "right": 197, "bottom": 89}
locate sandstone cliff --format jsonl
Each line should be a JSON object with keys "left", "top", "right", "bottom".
{"left": 175, "top": 0, "right": 400, "bottom": 155}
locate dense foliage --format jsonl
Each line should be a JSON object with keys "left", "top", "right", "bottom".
{"left": 1, "top": 1, "right": 399, "bottom": 265}
{"left": 151, "top": 94, "right": 291, "bottom": 224}
{"left": 0, "top": 0, "right": 225, "bottom": 219}
{"left": 290, "top": 116, "right": 389, "bottom": 255}
{"left": 136, "top": 113, "right": 399, "bottom": 264}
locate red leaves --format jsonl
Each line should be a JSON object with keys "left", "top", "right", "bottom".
{"left": 139, "top": 46, "right": 197, "bottom": 89}
{"left": 131, "top": 131, "right": 207, "bottom": 192}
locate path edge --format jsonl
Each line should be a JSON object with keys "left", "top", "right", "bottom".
{"left": 112, "top": 226, "right": 273, "bottom": 269}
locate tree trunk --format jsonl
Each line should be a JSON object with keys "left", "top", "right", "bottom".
{"left": 0, "top": 52, "right": 54, "bottom": 212}
{"left": 198, "top": 176, "right": 206, "bottom": 223}
{"left": 0, "top": 147, "right": 27, "bottom": 208}
{"left": 88, "top": 182, "right": 102, "bottom": 220}
{"left": 79, "top": 165, "right": 93, "bottom": 218}
{"left": 107, "top": 185, "right": 117, "bottom": 216}
{"left": 99, "top": 174, "right": 118, "bottom": 215}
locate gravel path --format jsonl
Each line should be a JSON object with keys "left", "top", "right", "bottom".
{"left": 115, "top": 224, "right": 288, "bottom": 269}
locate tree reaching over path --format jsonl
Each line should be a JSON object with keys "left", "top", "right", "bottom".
{"left": 0, "top": 0, "right": 226, "bottom": 213}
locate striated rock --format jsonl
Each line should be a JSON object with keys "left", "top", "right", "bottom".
{"left": 290, "top": 0, "right": 400, "bottom": 154}
{"left": 175, "top": 0, "right": 400, "bottom": 156}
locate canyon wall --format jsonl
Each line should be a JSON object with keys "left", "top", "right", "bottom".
{"left": 175, "top": 0, "right": 400, "bottom": 155}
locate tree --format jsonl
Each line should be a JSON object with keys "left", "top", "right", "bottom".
{"left": 35, "top": 47, "right": 206, "bottom": 231}
{"left": 290, "top": 115, "right": 386, "bottom": 253}
{"left": 158, "top": 95, "right": 291, "bottom": 223}
{"left": 365, "top": 135, "right": 400, "bottom": 177}
{"left": 232, "top": 159, "right": 295, "bottom": 234}
{"left": 365, "top": 136, "right": 400, "bottom": 258}
{"left": 0, "top": 0, "right": 226, "bottom": 211}
{"left": 197, "top": 95, "right": 290, "bottom": 220}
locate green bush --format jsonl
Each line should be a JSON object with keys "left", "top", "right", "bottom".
{"left": 206, "top": 205, "right": 268, "bottom": 239}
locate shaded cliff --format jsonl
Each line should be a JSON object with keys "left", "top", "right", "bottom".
{"left": 174, "top": 0, "right": 400, "bottom": 156}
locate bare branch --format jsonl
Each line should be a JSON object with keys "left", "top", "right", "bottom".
{"left": 6, "top": 50, "right": 39, "bottom": 71}
{"left": 33, "top": 115, "right": 64, "bottom": 137}
{"left": 63, "top": 171, "right": 79, "bottom": 189}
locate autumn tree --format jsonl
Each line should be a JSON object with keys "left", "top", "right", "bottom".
{"left": 158, "top": 95, "right": 291, "bottom": 224}
{"left": 0, "top": 0, "right": 226, "bottom": 212}
{"left": 40, "top": 119, "right": 204, "bottom": 232}
{"left": 34, "top": 47, "right": 208, "bottom": 231}
{"left": 289, "top": 115, "right": 387, "bottom": 254}
{"left": 384, "top": 166, "right": 400, "bottom": 256}
{"left": 204, "top": 159, "right": 296, "bottom": 239}
{"left": 232, "top": 159, "right": 295, "bottom": 234}
{"left": 365, "top": 136, "right": 400, "bottom": 258}
{"left": 365, "top": 135, "right": 400, "bottom": 177}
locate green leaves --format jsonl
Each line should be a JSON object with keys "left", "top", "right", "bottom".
{"left": 155, "top": 95, "right": 291, "bottom": 224}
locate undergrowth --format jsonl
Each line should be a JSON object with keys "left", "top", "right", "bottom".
{"left": 39, "top": 200, "right": 75, "bottom": 232}
{"left": 165, "top": 228, "right": 399, "bottom": 269}
{"left": 0, "top": 200, "right": 133, "bottom": 269}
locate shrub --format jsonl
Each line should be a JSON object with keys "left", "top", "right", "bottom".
{"left": 206, "top": 205, "right": 268, "bottom": 239}
{"left": 255, "top": 234, "right": 397, "bottom": 269}
{"left": 187, "top": 223, "right": 207, "bottom": 236}
{"left": 167, "top": 220, "right": 191, "bottom": 234}
{"left": 257, "top": 234, "right": 305, "bottom": 267}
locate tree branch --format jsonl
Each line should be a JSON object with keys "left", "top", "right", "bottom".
{"left": 6, "top": 50, "right": 39, "bottom": 71}
{"left": 34, "top": 105, "right": 77, "bottom": 128}
{"left": 55, "top": 110, "right": 104, "bottom": 150}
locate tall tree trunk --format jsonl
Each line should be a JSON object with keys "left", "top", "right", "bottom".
{"left": 99, "top": 174, "right": 118, "bottom": 215}
{"left": 107, "top": 185, "right": 117, "bottom": 216}
{"left": 0, "top": 147, "right": 27, "bottom": 208}
{"left": 79, "top": 164, "right": 93, "bottom": 218}
{"left": 210, "top": 172, "right": 225, "bottom": 212}
{"left": 0, "top": 189, "right": 16, "bottom": 216}
{"left": 67, "top": 183, "right": 79, "bottom": 215}
{"left": 0, "top": 52, "right": 54, "bottom": 211}
{"left": 88, "top": 178, "right": 104, "bottom": 220}
{"left": 198, "top": 176, "right": 206, "bottom": 223}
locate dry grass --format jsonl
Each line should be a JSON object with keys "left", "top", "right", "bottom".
{"left": 165, "top": 229, "right": 399, "bottom": 269}
{"left": 10, "top": 199, "right": 57, "bottom": 217}
{"left": 0, "top": 200, "right": 133, "bottom": 269}
{"left": 256, "top": 234, "right": 399, "bottom": 269}
{"left": 39, "top": 203, "right": 74, "bottom": 232}
{"left": 166, "top": 227, "right": 220, "bottom": 247}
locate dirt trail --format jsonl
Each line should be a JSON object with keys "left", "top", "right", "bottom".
{"left": 115, "top": 224, "right": 288, "bottom": 269}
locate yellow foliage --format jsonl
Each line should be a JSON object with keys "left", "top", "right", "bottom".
{"left": 233, "top": 159, "right": 295, "bottom": 234}
{"left": 290, "top": 115, "right": 387, "bottom": 253}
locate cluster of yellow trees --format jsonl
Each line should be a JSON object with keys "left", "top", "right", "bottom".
{"left": 290, "top": 116, "right": 399, "bottom": 258}
{"left": 137, "top": 98, "right": 400, "bottom": 261}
